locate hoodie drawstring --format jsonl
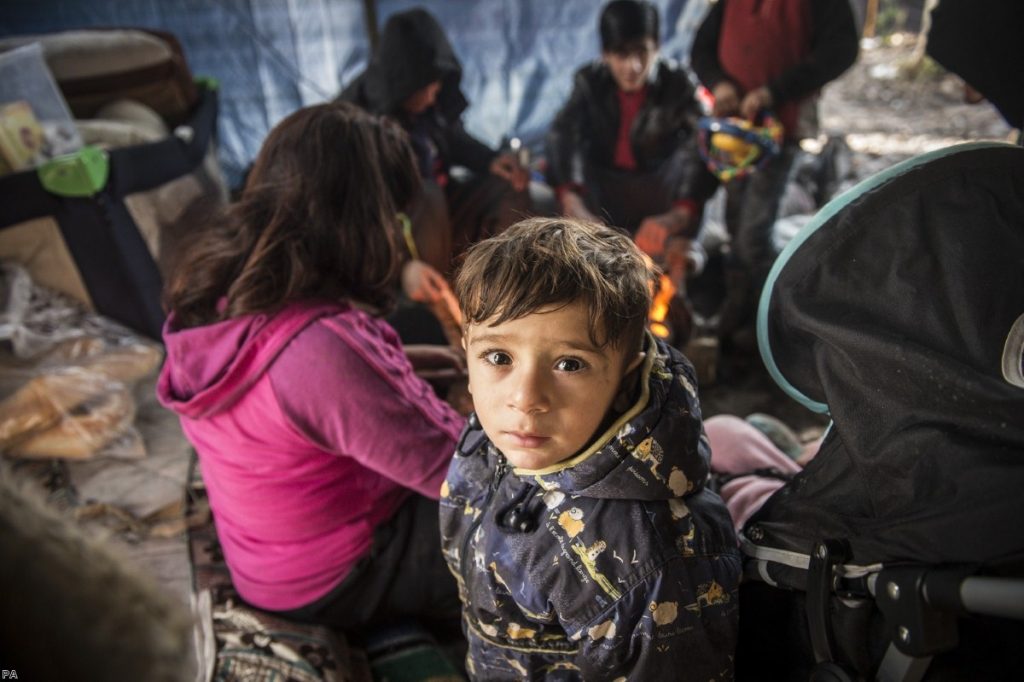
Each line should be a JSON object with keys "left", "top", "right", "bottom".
{"left": 496, "top": 482, "right": 541, "bottom": 534}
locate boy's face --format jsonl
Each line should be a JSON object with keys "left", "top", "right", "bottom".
{"left": 463, "top": 301, "right": 644, "bottom": 470}
{"left": 603, "top": 38, "right": 657, "bottom": 93}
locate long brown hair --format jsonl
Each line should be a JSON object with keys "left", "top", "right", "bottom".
{"left": 164, "top": 101, "right": 419, "bottom": 328}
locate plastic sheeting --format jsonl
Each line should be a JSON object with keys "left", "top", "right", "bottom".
{"left": 2, "top": 0, "right": 709, "bottom": 187}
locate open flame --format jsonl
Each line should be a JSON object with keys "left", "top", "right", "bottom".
{"left": 644, "top": 254, "right": 676, "bottom": 340}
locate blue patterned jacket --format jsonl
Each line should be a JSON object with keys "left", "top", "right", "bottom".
{"left": 440, "top": 335, "right": 740, "bottom": 680}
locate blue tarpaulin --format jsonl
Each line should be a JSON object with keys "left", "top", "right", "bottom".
{"left": 2, "top": 0, "right": 708, "bottom": 187}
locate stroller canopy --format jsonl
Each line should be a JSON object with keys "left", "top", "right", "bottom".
{"left": 753, "top": 142, "right": 1024, "bottom": 571}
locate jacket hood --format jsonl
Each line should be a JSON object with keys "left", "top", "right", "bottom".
{"left": 354, "top": 8, "right": 467, "bottom": 117}
{"left": 156, "top": 302, "right": 339, "bottom": 419}
{"left": 457, "top": 334, "right": 711, "bottom": 501}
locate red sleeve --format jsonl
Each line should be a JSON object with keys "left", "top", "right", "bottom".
{"left": 672, "top": 198, "right": 699, "bottom": 216}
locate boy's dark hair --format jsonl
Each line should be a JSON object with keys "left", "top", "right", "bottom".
{"left": 455, "top": 217, "right": 653, "bottom": 353}
{"left": 165, "top": 101, "right": 419, "bottom": 328}
{"left": 600, "top": 0, "right": 660, "bottom": 53}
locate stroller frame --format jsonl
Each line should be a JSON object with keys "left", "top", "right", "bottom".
{"left": 742, "top": 141, "right": 1024, "bottom": 681}
{"left": 741, "top": 535, "right": 1024, "bottom": 681}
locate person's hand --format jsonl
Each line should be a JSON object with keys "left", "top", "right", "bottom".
{"left": 401, "top": 259, "right": 449, "bottom": 305}
{"left": 711, "top": 81, "right": 741, "bottom": 117}
{"left": 489, "top": 152, "right": 529, "bottom": 192}
{"left": 560, "top": 190, "right": 601, "bottom": 223}
{"left": 740, "top": 85, "right": 773, "bottom": 121}
{"left": 634, "top": 206, "right": 692, "bottom": 259}
{"left": 404, "top": 344, "right": 466, "bottom": 383}
{"left": 663, "top": 237, "right": 692, "bottom": 287}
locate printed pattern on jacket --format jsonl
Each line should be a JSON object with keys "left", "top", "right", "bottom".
{"left": 440, "top": 335, "right": 740, "bottom": 681}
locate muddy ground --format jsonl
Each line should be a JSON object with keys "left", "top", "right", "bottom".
{"left": 696, "top": 33, "right": 1015, "bottom": 438}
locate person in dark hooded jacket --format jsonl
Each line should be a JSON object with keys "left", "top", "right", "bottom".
{"left": 441, "top": 217, "right": 740, "bottom": 680}
{"left": 339, "top": 8, "right": 529, "bottom": 287}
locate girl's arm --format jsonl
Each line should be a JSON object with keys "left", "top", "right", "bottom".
{"left": 269, "top": 314, "right": 464, "bottom": 499}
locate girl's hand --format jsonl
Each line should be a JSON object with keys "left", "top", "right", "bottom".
{"left": 401, "top": 260, "right": 449, "bottom": 305}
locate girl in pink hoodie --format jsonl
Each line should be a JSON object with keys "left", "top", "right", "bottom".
{"left": 158, "top": 102, "right": 464, "bottom": 629}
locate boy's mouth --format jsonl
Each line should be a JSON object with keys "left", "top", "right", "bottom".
{"left": 505, "top": 431, "right": 551, "bottom": 449}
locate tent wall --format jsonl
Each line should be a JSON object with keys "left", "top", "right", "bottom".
{"left": 2, "top": 0, "right": 709, "bottom": 187}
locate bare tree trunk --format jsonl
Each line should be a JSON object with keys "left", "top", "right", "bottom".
{"left": 909, "top": 0, "right": 940, "bottom": 67}
{"left": 863, "top": 0, "right": 879, "bottom": 37}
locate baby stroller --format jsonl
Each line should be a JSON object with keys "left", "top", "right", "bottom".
{"left": 738, "top": 142, "right": 1024, "bottom": 681}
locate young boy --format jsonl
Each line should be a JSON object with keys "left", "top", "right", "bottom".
{"left": 440, "top": 218, "right": 740, "bottom": 680}
{"left": 545, "top": 0, "right": 718, "bottom": 260}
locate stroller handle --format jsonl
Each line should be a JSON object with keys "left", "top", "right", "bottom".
{"left": 956, "top": 576, "right": 1024, "bottom": 621}
{"left": 868, "top": 571, "right": 1024, "bottom": 621}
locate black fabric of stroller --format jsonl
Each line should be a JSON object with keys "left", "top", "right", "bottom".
{"left": 752, "top": 142, "right": 1024, "bottom": 572}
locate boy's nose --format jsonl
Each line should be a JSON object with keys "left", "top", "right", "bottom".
{"left": 628, "top": 55, "right": 643, "bottom": 74}
{"left": 507, "top": 368, "right": 548, "bottom": 414}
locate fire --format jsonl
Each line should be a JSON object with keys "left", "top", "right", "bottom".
{"left": 643, "top": 254, "right": 676, "bottom": 339}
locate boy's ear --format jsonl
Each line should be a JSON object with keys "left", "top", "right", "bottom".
{"left": 625, "top": 351, "right": 645, "bottom": 375}
{"left": 461, "top": 334, "right": 472, "bottom": 395}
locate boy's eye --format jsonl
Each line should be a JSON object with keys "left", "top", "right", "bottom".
{"left": 483, "top": 351, "right": 512, "bottom": 366}
{"left": 555, "top": 357, "right": 587, "bottom": 372}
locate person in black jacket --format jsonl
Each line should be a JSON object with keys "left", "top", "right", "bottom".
{"left": 690, "top": 0, "right": 858, "bottom": 349}
{"left": 339, "top": 7, "right": 529, "bottom": 291}
{"left": 545, "top": 0, "right": 718, "bottom": 261}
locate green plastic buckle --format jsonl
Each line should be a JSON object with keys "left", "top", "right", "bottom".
{"left": 195, "top": 75, "right": 220, "bottom": 90}
{"left": 37, "top": 146, "right": 109, "bottom": 198}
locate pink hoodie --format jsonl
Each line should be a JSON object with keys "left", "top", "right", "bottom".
{"left": 157, "top": 300, "right": 463, "bottom": 610}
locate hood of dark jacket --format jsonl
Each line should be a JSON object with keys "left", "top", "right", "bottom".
{"left": 156, "top": 302, "right": 338, "bottom": 420}
{"left": 457, "top": 333, "right": 711, "bottom": 502}
{"left": 340, "top": 8, "right": 468, "bottom": 119}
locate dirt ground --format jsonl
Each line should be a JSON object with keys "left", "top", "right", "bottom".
{"left": 696, "top": 33, "right": 1015, "bottom": 438}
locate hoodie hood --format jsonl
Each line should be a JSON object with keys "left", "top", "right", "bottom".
{"left": 156, "top": 302, "right": 340, "bottom": 419}
{"left": 345, "top": 8, "right": 468, "bottom": 118}
{"left": 457, "top": 334, "right": 711, "bottom": 502}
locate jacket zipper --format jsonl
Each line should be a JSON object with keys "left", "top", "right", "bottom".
{"left": 460, "top": 452, "right": 508, "bottom": 589}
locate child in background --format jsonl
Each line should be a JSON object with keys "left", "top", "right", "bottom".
{"left": 440, "top": 217, "right": 739, "bottom": 680}
{"left": 158, "top": 102, "right": 464, "bottom": 630}
{"left": 546, "top": 0, "right": 717, "bottom": 261}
